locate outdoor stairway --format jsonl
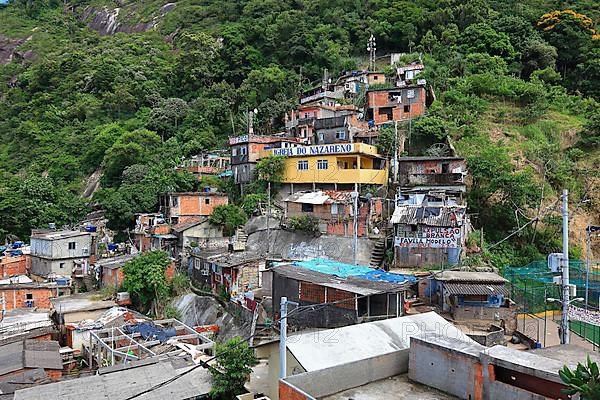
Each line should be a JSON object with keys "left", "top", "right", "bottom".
{"left": 233, "top": 227, "right": 248, "bottom": 251}
{"left": 369, "top": 238, "right": 386, "bottom": 268}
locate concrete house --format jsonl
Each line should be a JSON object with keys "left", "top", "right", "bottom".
{"left": 268, "top": 312, "right": 473, "bottom": 400}
{"left": 229, "top": 134, "right": 301, "bottom": 184}
{"left": 30, "top": 230, "right": 93, "bottom": 278}
{"left": 262, "top": 142, "right": 388, "bottom": 192}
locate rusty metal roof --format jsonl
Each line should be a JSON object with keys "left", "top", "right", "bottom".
{"left": 443, "top": 282, "right": 509, "bottom": 297}
{"left": 390, "top": 205, "right": 466, "bottom": 227}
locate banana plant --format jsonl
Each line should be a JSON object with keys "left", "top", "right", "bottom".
{"left": 559, "top": 356, "right": 600, "bottom": 399}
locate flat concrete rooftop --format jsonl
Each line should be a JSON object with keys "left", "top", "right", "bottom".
{"left": 323, "top": 373, "right": 456, "bottom": 400}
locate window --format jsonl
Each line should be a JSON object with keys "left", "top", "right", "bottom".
{"left": 240, "top": 146, "right": 247, "bottom": 155}
{"left": 68, "top": 242, "right": 76, "bottom": 250}
{"left": 336, "top": 131, "right": 346, "bottom": 140}
{"left": 373, "top": 75, "right": 378, "bottom": 80}
{"left": 378, "top": 107, "right": 393, "bottom": 121}
{"left": 304, "top": 112, "right": 310, "bottom": 119}
{"left": 318, "top": 133, "right": 324, "bottom": 142}
{"left": 317, "top": 160, "right": 328, "bottom": 170}
{"left": 205, "top": 198, "right": 210, "bottom": 205}
{"left": 60, "top": 262, "right": 65, "bottom": 269}
{"left": 404, "top": 105, "right": 411, "bottom": 113}
{"left": 331, "top": 203, "right": 338, "bottom": 215}
{"left": 313, "top": 111, "right": 318, "bottom": 118}
{"left": 107, "top": 269, "right": 112, "bottom": 276}
{"left": 302, "top": 203, "right": 314, "bottom": 212}
{"left": 298, "top": 160, "right": 309, "bottom": 170}
{"left": 26, "top": 293, "right": 33, "bottom": 300}
{"left": 442, "top": 163, "right": 450, "bottom": 173}
{"left": 232, "top": 148, "right": 237, "bottom": 156}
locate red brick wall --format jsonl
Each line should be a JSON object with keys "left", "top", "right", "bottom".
{"left": 0, "top": 287, "right": 54, "bottom": 310}
{"left": 326, "top": 288, "right": 355, "bottom": 310}
{"left": 102, "top": 268, "right": 125, "bottom": 288}
{"left": 178, "top": 194, "right": 228, "bottom": 219}
{"left": 165, "top": 262, "right": 175, "bottom": 282}
{"left": 279, "top": 380, "right": 311, "bottom": 400}
{"left": 299, "top": 282, "right": 325, "bottom": 303}
{"left": 0, "top": 255, "right": 28, "bottom": 277}
{"left": 367, "top": 88, "right": 426, "bottom": 125}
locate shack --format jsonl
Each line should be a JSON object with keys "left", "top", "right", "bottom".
{"left": 270, "top": 259, "right": 414, "bottom": 328}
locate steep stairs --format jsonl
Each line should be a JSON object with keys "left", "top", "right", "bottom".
{"left": 369, "top": 237, "right": 386, "bottom": 268}
{"left": 232, "top": 227, "right": 248, "bottom": 251}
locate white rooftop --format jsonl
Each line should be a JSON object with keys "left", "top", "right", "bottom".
{"left": 287, "top": 312, "right": 474, "bottom": 372}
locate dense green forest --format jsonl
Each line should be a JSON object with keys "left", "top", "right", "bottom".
{"left": 0, "top": 0, "right": 598, "bottom": 268}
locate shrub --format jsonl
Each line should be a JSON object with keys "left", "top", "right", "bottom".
{"left": 288, "top": 215, "right": 320, "bottom": 235}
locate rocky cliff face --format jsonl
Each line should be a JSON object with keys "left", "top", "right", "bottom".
{"left": 0, "top": 34, "right": 33, "bottom": 65}
{"left": 79, "top": 2, "right": 176, "bottom": 36}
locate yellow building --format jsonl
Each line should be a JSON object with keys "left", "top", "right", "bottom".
{"left": 260, "top": 143, "right": 388, "bottom": 185}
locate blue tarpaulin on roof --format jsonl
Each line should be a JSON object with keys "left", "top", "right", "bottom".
{"left": 291, "top": 258, "right": 416, "bottom": 284}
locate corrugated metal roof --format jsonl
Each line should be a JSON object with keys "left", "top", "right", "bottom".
{"left": 390, "top": 205, "right": 466, "bottom": 227}
{"left": 434, "top": 271, "right": 507, "bottom": 283}
{"left": 444, "top": 283, "right": 509, "bottom": 297}
{"left": 284, "top": 190, "right": 353, "bottom": 205}
{"left": 272, "top": 264, "right": 411, "bottom": 295}
{"left": 13, "top": 361, "right": 212, "bottom": 400}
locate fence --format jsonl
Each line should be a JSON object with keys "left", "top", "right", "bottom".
{"left": 505, "top": 259, "right": 600, "bottom": 346}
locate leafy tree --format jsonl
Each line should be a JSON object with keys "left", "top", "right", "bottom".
{"left": 460, "top": 23, "right": 517, "bottom": 60}
{"left": 209, "top": 205, "right": 248, "bottom": 236}
{"left": 413, "top": 116, "right": 448, "bottom": 140}
{"left": 102, "top": 129, "right": 161, "bottom": 186}
{"left": 210, "top": 337, "right": 258, "bottom": 400}
{"left": 241, "top": 193, "right": 267, "bottom": 216}
{"left": 122, "top": 251, "right": 171, "bottom": 311}
{"left": 255, "top": 155, "right": 285, "bottom": 182}
{"left": 559, "top": 356, "right": 600, "bottom": 399}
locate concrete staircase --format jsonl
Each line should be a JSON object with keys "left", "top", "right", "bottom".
{"left": 369, "top": 237, "right": 387, "bottom": 268}
{"left": 232, "top": 227, "right": 248, "bottom": 251}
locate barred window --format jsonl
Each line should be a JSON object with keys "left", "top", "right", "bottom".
{"left": 317, "top": 160, "right": 328, "bottom": 170}
{"left": 298, "top": 160, "right": 309, "bottom": 170}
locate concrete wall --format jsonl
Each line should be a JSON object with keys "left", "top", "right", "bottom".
{"left": 31, "top": 234, "right": 92, "bottom": 259}
{"left": 31, "top": 257, "right": 83, "bottom": 277}
{"left": 452, "top": 305, "right": 517, "bottom": 334}
{"left": 246, "top": 229, "right": 373, "bottom": 266}
{"left": 409, "top": 336, "right": 485, "bottom": 400}
{"left": 233, "top": 163, "right": 256, "bottom": 185}
{"left": 281, "top": 349, "right": 408, "bottom": 399}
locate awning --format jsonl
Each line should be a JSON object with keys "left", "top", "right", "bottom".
{"left": 444, "top": 283, "right": 509, "bottom": 297}
{"left": 152, "top": 234, "right": 177, "bottom": 240}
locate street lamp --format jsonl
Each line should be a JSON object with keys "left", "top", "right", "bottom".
{"left": 546, "top": 297, "right": 584, "bottom": 304}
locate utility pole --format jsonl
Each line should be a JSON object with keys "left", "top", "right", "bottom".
{"left": 367, "top": 34, "right": 376, "bottom": 71}
{"left": 267, "top": 181, "right": 271, "bottom": 255}
{"left": 393, "top": 120, "right": 399, "bottom": 183}
{"left": 587, "top": 223, "right": 591, "bottom": 311}
{"left": 352, "top": 185, "right": 359, "bottom": 265}
{"left": 279, "top": 297, "right": 298, "bottom": 379}
{"left": 561, "top": 189, "right": 570, "bottom": 345}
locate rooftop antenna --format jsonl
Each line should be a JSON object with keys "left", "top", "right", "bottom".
{"left": 367, "top": 34, "right": 376, "bottom": 71}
